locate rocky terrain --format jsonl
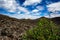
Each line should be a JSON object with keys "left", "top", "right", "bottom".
{"left": 0, "top": 14, "right": 38, "bottom": 40}
{"left": 0, "top": 14, "right": 60, "bottom": 40}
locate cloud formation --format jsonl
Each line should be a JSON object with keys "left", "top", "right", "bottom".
{"left": 47, "top": 2, "right": 60, "bottom": 12}
{"left": 0, "top": 0, "right": 29, "bottom": 13}
{"left": 45, "top": 13, "right": 60, "bottom": 18}
{"left": 0, "top": 0, "right": 17, "bottom": 12}
{"left": 6, "top": 13, "right": 41, "bottom": 19}
{"left": 23, "top": 0, "right": 42, "bottom": 6}
{"left": 45, "top": 2, "right": 60, "bottom": 18}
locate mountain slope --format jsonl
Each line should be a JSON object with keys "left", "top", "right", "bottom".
{"left": 0, "top": 14, "right": 38, "bottom": 40}
{"left": 51, "top": 17, "right": 60, "bottom": 25}
{"left": 0, "top": 14, "right": 60, "bottom": 40}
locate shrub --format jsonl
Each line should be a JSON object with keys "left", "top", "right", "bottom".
{"left": 22, "top": 18, "right": 60, "bottom": 40}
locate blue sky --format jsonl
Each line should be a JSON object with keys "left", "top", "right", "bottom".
{"left": 0, "top": 0, "right": 60, "bottom": 19}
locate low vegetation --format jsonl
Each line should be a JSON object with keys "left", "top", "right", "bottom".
{"left": 22, "top": 18, "right": 60, "bottom": 40}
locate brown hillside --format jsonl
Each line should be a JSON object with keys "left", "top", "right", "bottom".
{"left": 0, "top": 14, "right": 38, "bottom": 40}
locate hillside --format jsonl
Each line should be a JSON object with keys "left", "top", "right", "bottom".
{"left": 0, "top": 14, "right": 60, "bottom": 40}
{"left": 51, "top": 17, "right": 60, "bottom": 25}
{"left": 22, "top": 17, "right": 60, "bottom": 40}
{"left": 0, "top": 14, "right": 38, "bottom": 40}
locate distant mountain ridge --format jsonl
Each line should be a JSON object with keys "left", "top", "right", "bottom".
{"left": 51, "top": 17, "right": 60, "bottom": 25}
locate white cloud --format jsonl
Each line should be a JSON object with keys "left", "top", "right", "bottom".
{"left": 46, "top": 2, "right": 60, "bottom": 18}
{"left": 17, "top": 6, "right": 29, "bottom": 14}
{"left": 7, "top": 9, "right": 41, "bottom": 19}
{"left": 32, "top": 9, "right": 39, "bottom": 13}
{"left": 8, "top": 13, "right": 41, "bottom": 19}
{"left": 0, "top": 0, "right": 29, "bottom": 13}
{"left": 36, "top": 6, "right": 44, "bottom": 10}
{"left": 23, "top": 0, "right": 42, "bottom": 6}
{"left": 31, "top": 9, "right": 41, "bottom": 15}
{"left": 31, "top": 6, "right": 44, "bottom": 16}
{"left": 47, "top": 2, "right": 60, "bottom": 12}
{"left": 0, "top": 0, "right": 17, "bottom": 12}
{"left": 45, "top": 13, "right": 60, "bottom": 18}
{"left": 45, "top": 11, "right": 60, "bottom": 18}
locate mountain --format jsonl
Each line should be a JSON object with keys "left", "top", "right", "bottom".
{"left": 0, "top": 14, "right": 38, "bottom": 40}
{"left": 51, "top": 17, "right": 60, "bottom": 25}
{"left": 0, "top": 14, "right": 60, "bottom": 40}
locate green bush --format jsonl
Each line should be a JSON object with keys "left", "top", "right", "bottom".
{"left": 22, "top": 18, "right": 60, "bottom": 40}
